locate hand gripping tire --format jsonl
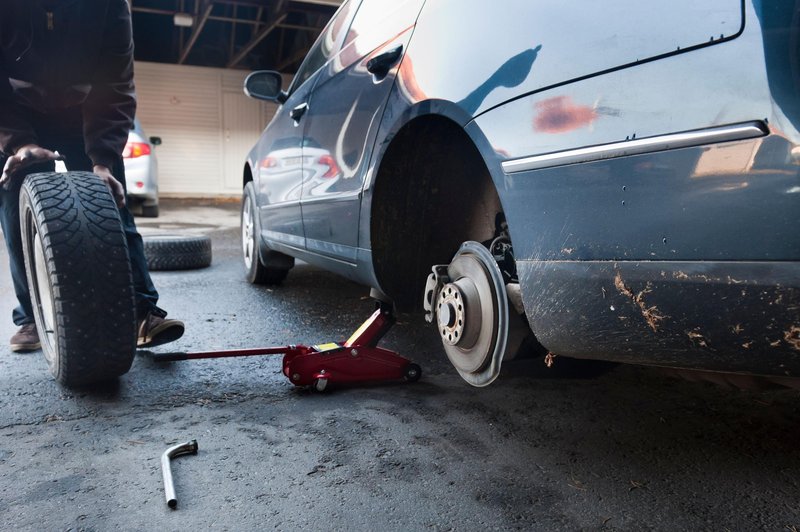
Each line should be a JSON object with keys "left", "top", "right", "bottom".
{"left": 20, "top": 172, "right": 137, "bottom": 386}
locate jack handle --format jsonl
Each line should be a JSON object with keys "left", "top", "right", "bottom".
{"left": 161, "top": 439, "right": 198, "bottom": 509}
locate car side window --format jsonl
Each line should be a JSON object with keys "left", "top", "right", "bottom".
{"left": 287, "top": 0, "right": 359, "bottom": 94}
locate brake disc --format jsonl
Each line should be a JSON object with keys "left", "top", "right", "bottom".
{"left": 435, "top": 241, "right": 509, "bottom": 387}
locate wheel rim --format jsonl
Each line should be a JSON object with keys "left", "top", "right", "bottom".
{"left": 242, "top": 195, "right": 255, "bottom": 270}
{"left": 28, "top": 214, "right": 58, "bottom": 361}
{"left": 436, "top": 242, "right": 509, "bottom": 387}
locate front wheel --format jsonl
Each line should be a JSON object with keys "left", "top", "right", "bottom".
{"left": 20, "top": 172, "right": 137, "bottom": 386}
{"left": 241, "top": 181, "right": 294, "bottom": 285}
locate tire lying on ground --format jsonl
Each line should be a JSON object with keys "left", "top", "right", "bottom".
{"left": 20, "top": 171, "right": 137, "bottom": 387}
{"left": 143, "top": 234, "right": 212, "bottom": 271}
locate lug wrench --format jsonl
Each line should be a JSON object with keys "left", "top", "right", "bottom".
{"left": 161, "top": 440, "right": 198, "bottom": 509}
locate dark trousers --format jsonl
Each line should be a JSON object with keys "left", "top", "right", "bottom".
{"left": 0, "top": 107, "right": 159, "bottom": 325}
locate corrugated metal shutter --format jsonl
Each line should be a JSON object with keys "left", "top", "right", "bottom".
{"left": 222, "top": 91, "right": 262, "bottom": 191}
{"left": 134, "top": 61, "right": 283, "bottom": 197}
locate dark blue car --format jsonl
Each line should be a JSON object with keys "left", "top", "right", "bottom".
{"left": 241, "top": 0, "right": 800, "bottom": 387}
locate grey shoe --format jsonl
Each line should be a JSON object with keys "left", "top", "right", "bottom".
{"left": 10, "top": 323, "right": 41, "bottom": 352}
{"left": 137, "top": 311, "right": 185, "bottom": 348}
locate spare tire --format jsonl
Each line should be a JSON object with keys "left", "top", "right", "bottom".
{"left": 20, "top": 171, "right": 137, "bottom": 386}
{"left": 143, "top": 234, "right": 212, "bottom": 271}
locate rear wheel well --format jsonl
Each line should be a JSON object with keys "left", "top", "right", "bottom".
{"left": 371, "top": 116, "right": 503, "bottom": 311}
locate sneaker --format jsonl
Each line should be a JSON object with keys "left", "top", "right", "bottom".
{"left": 10, "top": 323, "right": 41, "bottom": 352}
{"left": 137, "top": 311, "right": 185, "bottom": 348}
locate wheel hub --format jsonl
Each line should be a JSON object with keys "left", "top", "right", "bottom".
{"left": 436, "top": 278, "right": 482, "bottom": 350}
{"left": 436, "top": 284, "right": 463, "bottom": 345}
{"left": 432, "top": 241, "right": 509, "bottom": 386}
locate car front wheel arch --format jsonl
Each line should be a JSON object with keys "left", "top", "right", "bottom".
{"left": 370, "top": 116, "right": 504, "bottom": 312}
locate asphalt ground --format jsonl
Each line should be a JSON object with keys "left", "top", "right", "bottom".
{"left": 0, "top": 199, "right": 799, "bottom": 531}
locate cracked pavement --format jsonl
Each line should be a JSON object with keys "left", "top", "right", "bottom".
{"left": 1, "top": 199, "right": 799, "bottom": 530}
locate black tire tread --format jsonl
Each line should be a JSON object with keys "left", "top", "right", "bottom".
{"left": 21, "top": 171, "right": 136, "bottom": 386}
{"left": 144, "top": 235, "right": 212, "bottom": 271}
{"left": 251, "top": 250, "right": 291, "bottom": 285}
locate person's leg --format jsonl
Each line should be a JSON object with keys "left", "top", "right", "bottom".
{"left": 107, "top": 154, "right": 183, "bottom": 346}
{"left": 0, "top": 163, "right": 35, "bottom": 327}
{"left": 0, "top": 155, "right": 53, "bottom": 351}
{"left": 57, "top": 143, "right": 160, "bottom": 317}
{"left": 50, "top": 114, "right": 182, "bottom": 347}
{"left": 0, "top": 107, "right": 61, "bottom": 349}
{"left": 107, "top": 155, "right": 161, "bottom": 318}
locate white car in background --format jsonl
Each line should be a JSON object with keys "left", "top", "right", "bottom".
{"left": 124, "top": 119, "right": 161, "bottom": 217}
{"left": 53, "top": 119, "right": 161, "bottom": 217}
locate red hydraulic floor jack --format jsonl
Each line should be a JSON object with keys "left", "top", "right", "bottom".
{"left": 152, "top": 304, "right": 421, "bottom": 391}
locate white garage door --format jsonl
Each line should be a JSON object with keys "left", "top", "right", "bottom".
{"left": 134, "top": 61, "right": 281, "bottom": 197}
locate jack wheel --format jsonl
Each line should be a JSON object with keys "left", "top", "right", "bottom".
{"left": 314, "top": 378, "right": 329, "bottom": 392}
{"left": 404, "top": 363, "right": 422, "bottom": 382}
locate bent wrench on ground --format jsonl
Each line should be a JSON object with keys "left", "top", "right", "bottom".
{"left": 161, "top": 440, "right": 198, "bottom": 509}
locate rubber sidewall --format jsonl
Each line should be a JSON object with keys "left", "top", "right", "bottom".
{"left": 20, "top": 172, "right": 137, "bottom": 386}
{"left": 242, "top": 182, "right": 293, "bottom": 285}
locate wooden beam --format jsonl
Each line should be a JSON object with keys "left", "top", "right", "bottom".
{"left": 278, "top": 23, "right": 323, "bottom": 32}
{"left": 229, "top": 4, "right": 237, "bottom": 58}
{"left": 226, "top": 12, "right": 287, "bottom": 68}
{"left": 132, "top": 5, "right": 327, "bottom": 28}
{"left": 132, "top": 6, "right": 264, "bottom": 27}
{"left": 211, "top": 0, "right": 340, "bottom": 7}
{"left": 274, "top": 45, "right": 309, "bottom": 72}
{"left": 178, "top": 1, "right": 214, "bottom": 64}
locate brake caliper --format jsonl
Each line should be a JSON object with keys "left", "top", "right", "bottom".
{"left": 423, "top": 264, "right": 450, "bottom": 323}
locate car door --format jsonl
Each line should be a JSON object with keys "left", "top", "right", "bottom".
{"left": 299, "top": 0, "right": 426, "bottom": 262}
{"left": 255, "top": 1, "right": 359, "bottom": 251}
{"left": 253, "top": 80, "right": 315, "bottom": 250}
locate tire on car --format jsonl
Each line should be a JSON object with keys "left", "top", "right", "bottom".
{"left": 143, "top": 234, "right": 212, "bottom": 271}
{"left": 20, "top": 171, "right": 137, "bottom": 386}
{"left": 241, "top": 181, "right": 294, "bottom": 285}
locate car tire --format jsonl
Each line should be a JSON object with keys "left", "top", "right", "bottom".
{"left": 140, "top": 204, "right": 159, "bottom": 218}
{"left": 242, "top": 181, "right": 294, "bottom": 285}
{"left": 143, "top": 235, "right": 212, "bottom": 271}
{"left": 20, "top": 171, "right": 137, "bottom": 386}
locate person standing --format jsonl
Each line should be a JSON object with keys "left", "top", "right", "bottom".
{"left": 0, "top": 0, "right": 184, "bottom": 351}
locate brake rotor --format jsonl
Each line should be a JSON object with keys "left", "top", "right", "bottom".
{"left": 435, "top": 241, "right": 509, "bottom": 387}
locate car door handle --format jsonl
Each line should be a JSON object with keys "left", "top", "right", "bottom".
{"left": 366, "top": 44, "right": 403, "bottom": 77}
{"left": 290, "top": 103, "right": 308, "bottom": 122}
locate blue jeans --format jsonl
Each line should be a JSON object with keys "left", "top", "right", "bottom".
{"left": 0, "top": 108, "right": 159, "bottom": 325}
